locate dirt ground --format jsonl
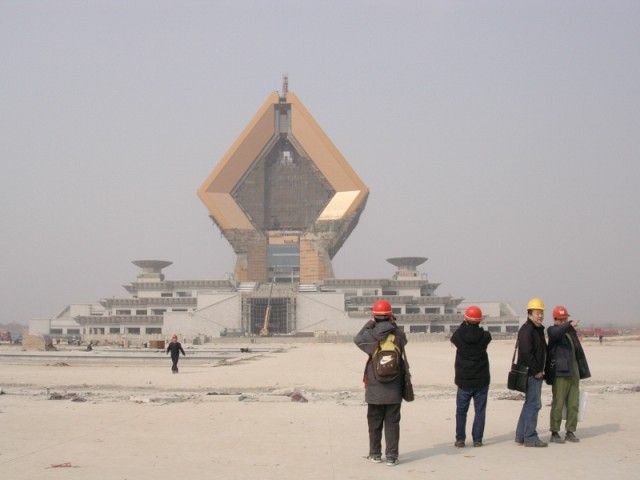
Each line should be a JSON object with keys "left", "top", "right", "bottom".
{"left": 1, "top": 338, "right": 639, "bottom": 479}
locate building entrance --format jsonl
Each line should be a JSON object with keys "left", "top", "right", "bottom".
{"left": 248, "top": 297, "right": 290, "bottom": 335}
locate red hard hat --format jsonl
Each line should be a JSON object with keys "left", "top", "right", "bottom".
{"left": 464, "top": 306, "right": 483, "bottom": 323}
{"left": 372, "top": 299, "right": 392, "bottom": 316}
{"left": 552, "top": 306, "right": 570, "bottom": 320}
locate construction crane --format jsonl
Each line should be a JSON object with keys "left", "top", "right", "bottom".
{"left": 259, "top": 282, "right": 275, "bottom": 336}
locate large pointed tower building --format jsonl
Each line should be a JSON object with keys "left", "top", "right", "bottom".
{"left": 30, "top": 80, "right": 523, "bottom": 342}
{"left": 197, "top": 79, "right": 368, "bottom": 283}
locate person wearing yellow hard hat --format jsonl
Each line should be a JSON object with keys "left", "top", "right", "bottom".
{"left": 546, "top": 305, "right": 591, "bottom": 444}
{"left": 515, "top": 297, "right": 548, "bottom": 447}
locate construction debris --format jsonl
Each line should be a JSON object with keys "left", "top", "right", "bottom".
{"left": 48, "top": 392, "right": 86, "bottom": 401}
{"left": 288, "top": 389, "right": 308, "bottom": 403}
{"left": 129, "top": 395, "right": 191, "bottom": 404}
{"left": 129, "top": 396, "right": 151, "bottom": 403}
{"left": 238, "top": 393, "right": 258, "bottom": 402}
{"left": 21, "top": 334, "right": 55, "bottom": 351}
{"left": 48, "top": 462, "right": 77, "bottom": 469}
{"left": 495, "top": 391, "right": 525, "bottom": 401}
{"left": 600, "top": 384, "right": 640, "bottom": 393}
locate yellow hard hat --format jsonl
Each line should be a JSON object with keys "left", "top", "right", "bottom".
{"left": 527, "top": 297, "right": 545, "bottom": 311}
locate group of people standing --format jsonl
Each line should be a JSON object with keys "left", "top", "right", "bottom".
{"left": 354, "top": 296, "right": 591, "bottom": 466}
{"left": 516, "top": 297, "right": 591, "bottom": 447}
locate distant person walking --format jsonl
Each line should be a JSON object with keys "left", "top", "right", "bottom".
{"left": 354, "top": 300, "right": 408, "bottom": 466}
{"left": 546, "top": 306, "right": 591, "bottom": 443}
{"left": 451, "top": 306, "right": 492, "bottom": 448}
{"left": 166, "top": 334, "right": 185, "bottom": 373}
{"left": 515, "top": 297, "right": 548, "bottom": 447}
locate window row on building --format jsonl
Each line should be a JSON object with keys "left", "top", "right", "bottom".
{"left": 107, "top": 308, "right": 191, "bottom": 315}
{"left": 346, "top": 306, "right": 451, "bottom": 314}
{"left": 406, "top": 324, "right": 520, "bottom": 334}
{"left": 50, "top": 327, "right": 163, "bottom": 335}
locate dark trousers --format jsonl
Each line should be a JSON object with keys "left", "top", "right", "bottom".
{"left": 171, "top": 354, "right": 179, "bottom": 372}
{"left": 367, "top": 403, "right": 401, "bottom": 459}
{"left": 455, "top": 385, "right": 489, "bottom": 442}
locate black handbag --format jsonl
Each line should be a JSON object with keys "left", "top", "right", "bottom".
{"left": 402, "top": 349, "right": 415, "bottom": 402}
{"left": 507, "top": 339, "right": 529, "bottom": 393}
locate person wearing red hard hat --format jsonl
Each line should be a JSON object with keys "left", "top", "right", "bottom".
{"left": 450, "top": 306, "right": 492, "bottom": 448}
{"left": 166, "top": 333, "right": 186, "bottom": 373}
{"left": 354, "top": 299, "right": 408, "bottom": 466}
{"left": 546, "top": 305, "right": 591, "bottom": 444}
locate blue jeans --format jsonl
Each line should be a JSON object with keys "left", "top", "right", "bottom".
{"left": 516, "top": 376, "right": 543, "bottom": 442}
{"left": 456, "top": 385, "right": 489, "bottom": 442}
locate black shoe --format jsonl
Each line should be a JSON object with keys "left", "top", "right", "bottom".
{"left": 454, "top": 440, "right": 465, "bottom": 448}
{"left": 565, "top": 432, "right": 580, "bottom": 443}
{"left": 550, "top": 432, "right": 565, "bottom": 444}
{"left": 515, "top": 438, "right": 524, "bottom": 446}
{"left": 473, "top": 441, "right": 483, "bottom": 447}
{"left": 366, "top": 454, "right": 382, "bottom": 463}
{"left": 524, "top": 439, "right": 548, "bottom": 448}
{"left": 385, "top": 457, "right": 399, "bottom": 466}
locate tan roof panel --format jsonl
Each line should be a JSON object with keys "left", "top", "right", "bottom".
{"left": 318, "top": 191, "right": 361, "bottom": 221}
{"left": 199, "top": 192, "right": 254, "bottom": 230}
{"left": 288, "top": 93, "right": 367, "bottom": 193}
{"left": 197, "top": 92, "right": 278, "bottom": 195}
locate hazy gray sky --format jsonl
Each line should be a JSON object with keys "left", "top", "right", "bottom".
{"left": 1, "top": 1, "right": 638, "bottom": 326}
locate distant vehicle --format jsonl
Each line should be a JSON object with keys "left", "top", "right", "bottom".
{"left": 13, "top": 335, "right": 23, "bottom": 345}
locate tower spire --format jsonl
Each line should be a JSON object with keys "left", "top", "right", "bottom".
{"left": 280, "top": 74, "right": 288, "bottom": 100}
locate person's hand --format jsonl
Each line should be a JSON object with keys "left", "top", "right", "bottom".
{"left": 534, "top": 372, "right": 544, "bottom": 379}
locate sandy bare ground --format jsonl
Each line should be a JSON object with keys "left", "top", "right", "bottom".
{"left": 1, "top": 338, "right": 639, "bottom": 479}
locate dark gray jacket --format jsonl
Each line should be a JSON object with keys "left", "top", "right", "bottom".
{"left": 545, "top": 322, "right": 591, "bottom": 383}
{"left": 354, "top": 319, "right": 408, "bottom": 405}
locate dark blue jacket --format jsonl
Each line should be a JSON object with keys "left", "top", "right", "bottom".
{"left": 545, "top": 322, "right": 591, "bottom": 383}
